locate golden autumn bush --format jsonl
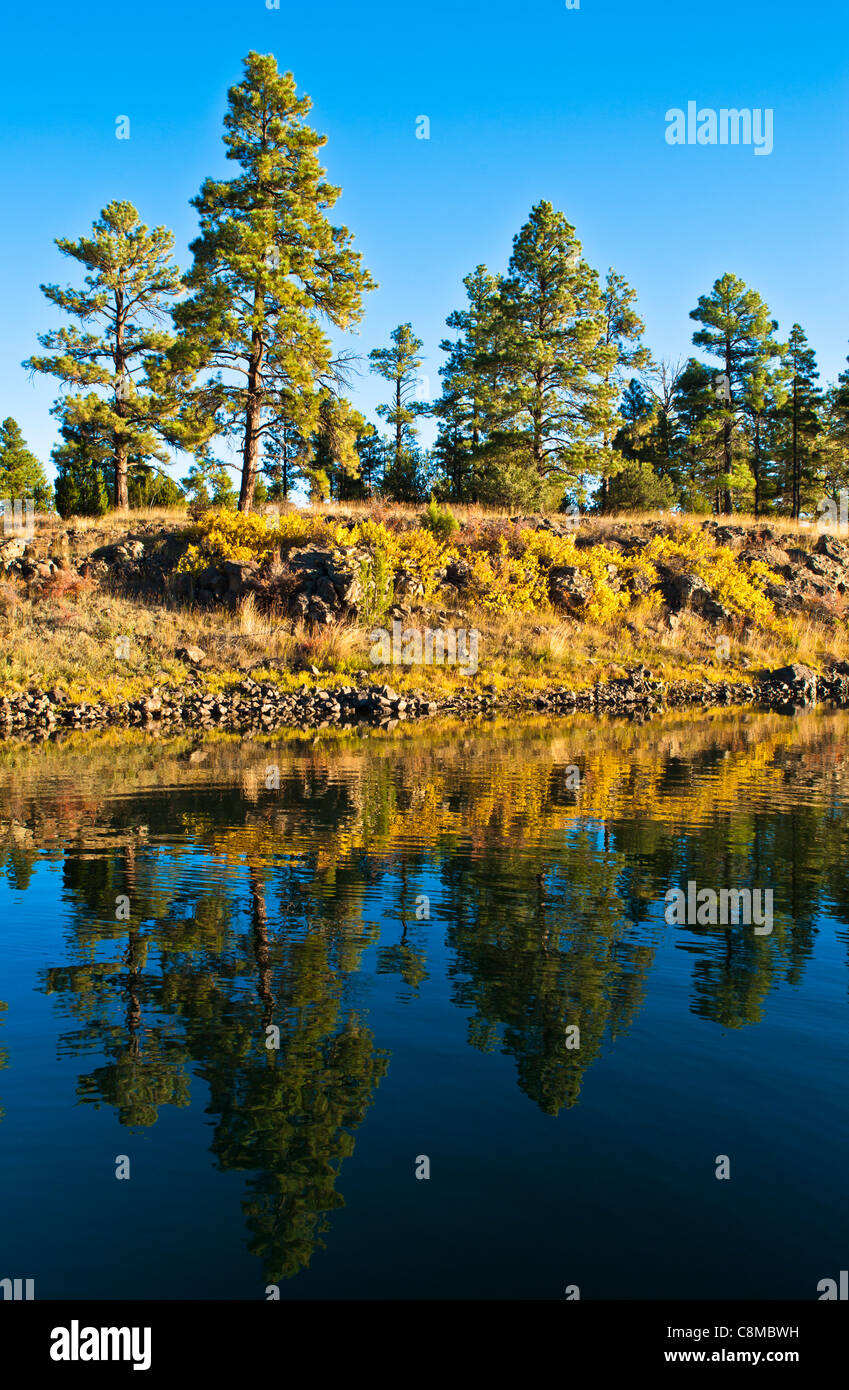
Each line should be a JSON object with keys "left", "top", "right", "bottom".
{"left": 175, "top": 509, "right": 786, "bottom": 637}
{"left": 643, "top": 530, "right": 783, "bottom": 630}
{"left": 464, "top": 538, "right": 548, "bottom": 614}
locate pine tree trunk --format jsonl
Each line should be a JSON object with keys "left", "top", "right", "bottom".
{"left": 115, "top": 438, "right": 129, "bottom": 510}
{"left": 114, "top": 292, "right": 129, "bottom": 510}
{"left": 239, "top": 324, "right": 264, "bottom": 512}
{"left": 723, "top": 341, "right": 733, "bottom": 514}
{"left": 791, "top": 376, "right": 799, "bottom": 520}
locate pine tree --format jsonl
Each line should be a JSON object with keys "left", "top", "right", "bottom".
{"left": 51, "top": 416, "right": 110, "bottom": 518}
{"left": 689, "top": 273, "right": 781, "bottom": 514}
{"left": 353, "top": 425, "right": 386, "bottom": 499}
{"left": 743, "top": 361, "right": 786, "bottom": 516}
{"left": 485, "top": 201, "right": 615, "bottom": 497}
{"left": 262, "top": 419, "right": 308, "bottom": 502}
{"left": 0, "top": 418, "right": 52, "bottom": 510}
{"left": 835, "top": 345, "right": 849, "bottom": 428}
{"left": 818, "top": 347, "right": 849, "bottom": 506}
{"left": 774, "top": 325, "right": 822, "bottom": 518}
{"left": 311, "top": 393, "right": 365, "bottom": 499}
{"left": 181, "top": 456, "right": 239, "bottom": 512}
{"left": 25, "top": 200, "right": 181, "bottom": 510}
{"left": 598, "top": 269, "right": 650, "bottom": 510}
{"left": 369, "top": 323, "right": 425, "bottom": 476}
{"left": 171, "top": 52, "right": 375, "bottom": 513}
{"left": 433, "top": 266, "right": 501, "bottom": 500}
{"left": 381, "top": 444, "right": 432, "bottom": 503}
{"left": 672, "top": 358, "right": 730, "bottom": 512}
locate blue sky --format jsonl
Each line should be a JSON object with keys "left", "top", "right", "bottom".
{"left": 2, "top": 0, "right": 848, "bottom": 480}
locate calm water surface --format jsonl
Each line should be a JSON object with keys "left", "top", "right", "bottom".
{"left": 1, "top": 709, "right": 848, "bottom": 1299}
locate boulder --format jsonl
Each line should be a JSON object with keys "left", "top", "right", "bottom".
{"left": 814, "top": 533, "right": 849, "bottom": 565}
{"left": 176, "top": 645, "right": 207, "bottom": 666}
{"left": 222, "top": 560, "right": 259, "bottom": 596}
{"left": 661, "top": 569, "right": 711, "bottom": 613}
{"left": 759, "top": 663, "right": 819, "bottom": 705}
{"left": 549, "top": 565, "right": 592, "bottom": 608}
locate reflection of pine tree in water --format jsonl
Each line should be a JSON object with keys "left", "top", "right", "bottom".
{"left": 43, "top": 844, "right": 192, "bottom": 1127}
{"left": 41, "top": 836, "right": 387, "bottom": 1282}
{"left": 20, "top": 711, "right": 849, "bottom": 1273}
{"left": 170, "top": 867, "right": 388, "bottom": 1283}
{"left": 672, "top": 800, "right": 824, "bottom": 1029}
{"left": 443, "top": 823, "right": 658, "bottom": 1114}
{"left": 376, "top": 863, "right": 428, "bottom": 996}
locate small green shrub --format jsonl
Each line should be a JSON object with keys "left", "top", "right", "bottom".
{"left": 421, "top": 496, "right": 459, "bottom": 541}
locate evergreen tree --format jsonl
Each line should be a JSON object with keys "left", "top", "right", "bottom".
{"left": 0, "top": 418, "right": 52, "bottom": 510}
{"left": 816, "top": 346, "right": 849, "bottom": 507}
{"left": 635, "top": 359, "right": 689, "bottom": 494}
{"left": 433, "top": 266, "right": 501, "bottom": 500}
{"left": 262, "top": 419, "right": 308, "bottom": 502}
{"left": 834, "top": 344, "right": 849, "bottom": 433}
{"left": 672, "top": 358, "right": 731, "bottom": 513}
{"left": 598, "top": 269, "right": 650, "bottom": 510}
{"left": 485, "top": 201, "right": 615, "bottom": 496}
{"left": 774, "top": 325, "right": 822, "bottom": 518}
{"left": 381, "top": 444, "right": 433, "bottom": 503}
{"left": 606, "top": 459, "right": 674, "bottom": 512}
{"left": 369, "top": 323, "right": 425, "bottom": 475}
{"left": 311, "top": 393, "right": 365, "bottom": 500}
{"left": 51, "top": 415, "right": 110, "bottom": 518}
{"left": 612, "top": 380, "right": 665, "bottom": 472}
{"left": 689, "top": 273, "right": 781, "bottom": 514}
{"left": 127, "top": 463, "right": 185, "bottom": 510}
{"left": 25, "top": 200, "right": 181, "bottom": 510}
{"left": 172, "top": 52, "right": 375, "bottom": 512}
{"left": 352, "top": 425, "right": 386, "bottom": 499}
{"left": 743, "top": 359, "right": 785, "bottom": 516}
{"left": 819, "top": 384, "right": 849, "bottom": 505}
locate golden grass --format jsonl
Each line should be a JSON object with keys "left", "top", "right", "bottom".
{"left": 4, "top": 506, "right": 846, "bottom": 706}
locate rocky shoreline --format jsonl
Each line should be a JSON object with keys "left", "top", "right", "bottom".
{"left": 2, "top": 661, "right": 848, "bottom": 740}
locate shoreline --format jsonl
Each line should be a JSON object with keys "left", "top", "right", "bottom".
{"left": 2, "top": 662, "right": 845, "bottom": 740}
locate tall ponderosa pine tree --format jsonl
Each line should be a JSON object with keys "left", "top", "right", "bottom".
{"left": 0, "top": 418, "right": 52, "bottom": 510}
{"left": 485, "top": 201, "right": 616, "bottom": 498}
{"left": 172, "top": 52, "right": 375, "bottom": 512}
{"left": 819, "top": 345, "right": 849, "bottom": 502}
{"left": 689, "top": 273, "right": 781, "bottom": 514}
{"left": 433, "top": 266, "right": 501, "bottom": 500}
{"left": 26, "top": 201, "right": 181, "bottom": 509}
{"left": 597, "top": 269, "right": 649, "bottom": 510}
{"left": 775, "top": 324, "right": 822, "bottom": 518}
{"left": 368, "top": 323, "right": 425, "bottom": 474}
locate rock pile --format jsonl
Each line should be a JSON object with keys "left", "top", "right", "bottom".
{"left": 4, "top": 660, "right": 849, "bottom": 741}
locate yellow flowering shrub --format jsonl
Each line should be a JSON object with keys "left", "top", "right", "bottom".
{"left": 395, "top": 530, "right": 450, "bottom": 601}
{"left": 518, "top": 529, "right": 655, "bottom": 624}
{"left": 644, "top": 530, "right": 782, "bottom": 629}
{"left": 174, "top": 509, "right": 782, "bottom": 638}
{"left": 464, "top": 538, "right": 547, "bottom": 614}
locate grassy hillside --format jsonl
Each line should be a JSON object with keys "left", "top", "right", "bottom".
{"left": 1, "top": 503, "right": 847, "bottom": 707}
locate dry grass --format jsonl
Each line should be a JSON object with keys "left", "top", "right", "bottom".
{"left": 4, "top": 505, "right": 847, "bottom": 705}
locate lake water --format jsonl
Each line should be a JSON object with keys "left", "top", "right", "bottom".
{"left": 1, "top": 709, "right": 848, "bottom": 1300}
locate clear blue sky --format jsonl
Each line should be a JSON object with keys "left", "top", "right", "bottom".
{"left": 2, "top": 0, "right": 848, "bottom": 480}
